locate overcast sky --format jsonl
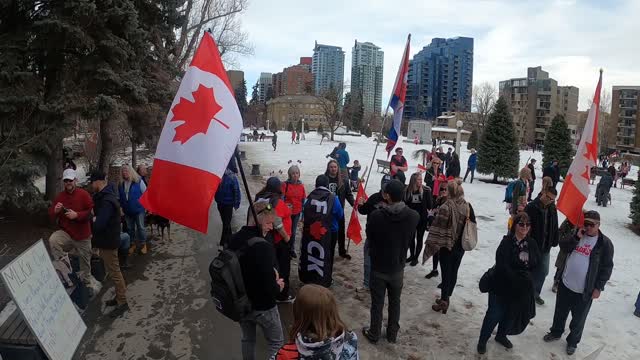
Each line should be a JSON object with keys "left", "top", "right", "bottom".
{"left": 235, "top": 0, "right": 640, "bottom": 111}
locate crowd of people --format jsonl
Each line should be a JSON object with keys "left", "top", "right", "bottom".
{"left": 214, "top": 141, "right": 626, "bottom": 359}
{"left": 47, "top": 163, "right": 153, "bottom": 318}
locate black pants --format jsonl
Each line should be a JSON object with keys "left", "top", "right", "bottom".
{"left": 369, "top": 270, "right": 404, "bottom": 341}
{"left": 528, "top": 180, "right": 535, "bottom": 201}
{"left": 217, "top": 204, "right": 234, "bottom": 247}
{"left": 549, "top": 282, "right": 593, "bottom": 347}
{"left": 463, "top": 168, "right": 475, "bottom": 183}
{"left": 274, "top": 241, "right": 291, "bottom": 300}
{"left": 479, "top": 293, "right": 510, "bottom": 344}
{"left": 439, "top": 244, "right": 465, "bottom": 301}
{"left": 337, "top": 217, "right": 348, "bottom": 256}
{"left": 408, "top": 223, "right": 427, "bottom": 260}
{"left": 431, "top": 251, "right": 440, "bottom": 271}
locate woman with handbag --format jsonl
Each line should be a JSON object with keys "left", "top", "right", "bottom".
{"left": 423, "top": 179, "right": 476, "bottom": 314}
{"left": 477, "top": 212, "right": 541, "bottom": 354}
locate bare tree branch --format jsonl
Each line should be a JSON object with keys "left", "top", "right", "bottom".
{"left": 472, "top": 82, "right": 497, "bottom": 130}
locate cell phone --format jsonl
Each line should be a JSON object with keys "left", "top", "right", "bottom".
{"left": 61, "top": 206, "right": 70, "bottom": 213}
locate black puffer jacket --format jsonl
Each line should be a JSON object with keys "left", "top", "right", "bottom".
{"left": 92, "top": 183, "right": 121, "bottom": 249}
{"left": 559, "top": 230, "right": 614, "bottom": 301}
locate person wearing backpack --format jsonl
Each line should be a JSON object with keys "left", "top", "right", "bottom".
{"left": 508, "top": 167, "right": 531, "bottom": 216}
{"left": 215, "top": 160, "right": 241, "bottom": 247}
{"left": 226, "top": 201, "right": 285, "bottom": 360}
{"left": 275, "top": 284, "right": 359, "bottom": 359}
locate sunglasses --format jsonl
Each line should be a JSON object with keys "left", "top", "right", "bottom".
{"left": 63, "top": 179, "right": 74, "bottom": 183}
{"left": 517, "top": 222, "right": 531, "bottom": 227}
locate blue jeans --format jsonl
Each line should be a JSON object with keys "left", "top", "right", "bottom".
{"left": 635, "top": 292, "right": 640, "bottom": 313}
{"left": 363, "top": 238, "right": 371, "bottom": 288}
{"left": 125, "top": 212, "right": 146, "bottom": 245}
{"left": 479, "top": 293, "right": 510, "bottom": 344}
{"left": 533, "top": 251, "right": 551, "bottom": 296}
{"left": 119, "top": 232, "right": 130, "bottom": 252}
{"left": 239, "top": 306, "right": 283, "bottom": 360}
{"left": 290, "top": 213, "right": 301, "bottom": 253}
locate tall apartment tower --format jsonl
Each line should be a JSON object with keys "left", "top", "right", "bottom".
{"left": 611, "top": 86, "right": 640, "bottom": 152}
{"left": 351, "top": 40, "right": 384, "bottom": 115}
{"left": 404, "top": 37, "right": 474, "bottom": 120}
{"left": 312, "top": 42, "right": 345, "bottom": 97}
{"left": 258, "top": 72, "right": 273, "bottom": 103}
{"left": 499, "top": 66, "right": 578, "bottom": 147}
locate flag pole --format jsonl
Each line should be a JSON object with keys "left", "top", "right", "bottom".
{"left": 363, "top": 105, "right": 391, "bottom": 192}
{"left": 235, "top": 148, "right": 259, "bottom": 227}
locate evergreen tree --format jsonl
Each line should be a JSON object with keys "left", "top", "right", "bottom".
{"left": 235, "top": 79, "right": 248, "bottom": 119}
{"left": 296, "top": 119, "right": 302, "bottom": 132}
{"left": 249, "top": 81, "right": 259, "bottom": 106}
{"left": 287, "top": 122, "right": 294, "bottom": 132}
{"left": 630, "top": 177, "right": 640, "bottom": 226}
{"left": 477, "top": 97, "right": 520, "bottom": 182}
{"left": 542, "top": 114, "right": 573, "bottom": 177}
{"left": 467, "top": 128, "right": 479, "bottom": 150}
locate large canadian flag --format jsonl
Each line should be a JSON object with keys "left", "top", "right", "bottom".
{"left": 557, "top": 70, "right": 602, "bottom": 226}
{"left": 140, "top": 32, "right": 242, "bottom": 233}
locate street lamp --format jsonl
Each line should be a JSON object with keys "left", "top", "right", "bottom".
{"left": 455, "top": 120, "right": 463, "bottom": 155}
{"left": 301, "top": 118, "right": 305, "bottom": 140}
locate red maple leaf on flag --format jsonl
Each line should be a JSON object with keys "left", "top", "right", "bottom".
{"left": 170, "top": 84, "right": 229, "bottom": 144}
{"left": 309, "top": 221, "right": 327, "bottom": 240}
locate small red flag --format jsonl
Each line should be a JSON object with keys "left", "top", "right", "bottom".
{"left": 347, "top": 181, "right": 368, "bottom": 245}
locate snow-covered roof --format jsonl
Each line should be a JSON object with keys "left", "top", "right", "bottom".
{"left": 431, "top": 126, "right": 471, "bottom": 134}
{"left": 436, "top": 115, "right": 456, "bottom": 119}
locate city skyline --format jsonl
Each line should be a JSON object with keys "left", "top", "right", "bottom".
{"left": 236, "top": 0, "right": 640, "bottom": 111}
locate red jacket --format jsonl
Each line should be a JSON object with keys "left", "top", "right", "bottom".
{"left": 281, "top": 181, "right": 306, "bottom": 215}
{"left": 48, "top": 188, "right": 94, "bottom": 241}
{"left": 273, "top": 199, "right": 292, "bottom": 244}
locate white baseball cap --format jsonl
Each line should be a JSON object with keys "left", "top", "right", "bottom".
{"left": 63, "top": 169, "right": 77, "bottom": 181}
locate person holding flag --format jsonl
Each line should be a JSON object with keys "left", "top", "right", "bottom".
{"left": 546, "top": 70, "right": 615, "bottom": 356}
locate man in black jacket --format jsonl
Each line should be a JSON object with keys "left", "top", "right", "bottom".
{"left": 525, "top": 187, "right": 559, "bottom": 305}
{"left": 227, "top": 201, "right": 284, "bottom": 359}
{"left": 89, "top": 171, "right": 129, "bottom": 318}
{"left": 544, "top": 210, "right": 614, "bottom": 356}
{"left": 543, "top": 160, "right": 561, "bottom": 188}
{"left": 355, "top": 175, "right": 391, "bottom": 293}
{"left": 363, "top": 180, "right": 420, "bottom": 344}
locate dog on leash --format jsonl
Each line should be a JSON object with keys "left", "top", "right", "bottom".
{"left": 145, "top": 212, "right": 171, "bottom": 241}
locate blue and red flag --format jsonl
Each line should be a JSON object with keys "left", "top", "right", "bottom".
{"left": 385, "top": 34, "right": 411, "bottom": 156}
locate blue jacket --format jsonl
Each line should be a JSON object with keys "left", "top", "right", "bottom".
{"left": 336, "top": 149, "right": 350, "bottom": 169}
{"left": 118, "top": 181, "right": 145, "bottom": 216}
{"left": 215, "top": 171, "right": 241, "bottom": 208}
{"left": 468, "top": 153, "right": 477, "bottom": 170}
{"left": 331, "top": 195, "right": 344, "bottom": 232}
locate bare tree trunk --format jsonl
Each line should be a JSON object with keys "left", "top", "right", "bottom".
{"left": 493, "top": 173, "right": 498, "bottom": 183}
{"left": 45, "top": 137, "right": 63, "bottom": 201}
{"left": 131, "top": 137, "right": 137, "bottom": 168}
{"left": 97, "top": 118, "right": 113, "bottom": 173}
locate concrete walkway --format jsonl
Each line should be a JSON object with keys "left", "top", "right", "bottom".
{"left": 75, "top": 175, "right": 288, "bottom": 360}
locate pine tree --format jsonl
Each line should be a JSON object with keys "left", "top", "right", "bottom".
{"left": 542, "top": 114, "right": 573, "bottom": 177}
{"left": 477, "top": 97, "right": 520, "bottom": 182}
{"left": 235, "top": 79, "right": 248, "bottom": 119}
{"left": 630, "top": 178, "right": 640, "bottom": 226}
{"left": 287, "top": 122, "right": 294, "bottom": 132}
{"left": 249, "top": 81, "right": 259, "bottom": 106}
{"left": 467, "top": 128, "right": 479, "bottom": 150}
{"left": 296, "top": 119, "right": 302, "bottom": 132}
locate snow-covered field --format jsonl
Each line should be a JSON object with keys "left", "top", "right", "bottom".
{"left": 240, "top": 130, "right": 640, "bottom": 360}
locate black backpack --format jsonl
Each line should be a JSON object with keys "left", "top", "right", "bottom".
{"left": 209, "top": 237, "right": 265, "bottom": 321}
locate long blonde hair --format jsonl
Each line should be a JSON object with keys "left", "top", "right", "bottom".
{"left": 121, "top": 164, "right": 142, "bottom": 183}
{"left": 289, "top": 284, "right": 347, "bottom": 342}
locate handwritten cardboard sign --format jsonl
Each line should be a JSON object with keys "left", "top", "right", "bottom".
{"left": 0, "top": 240, "right": 86, "bottom": 360}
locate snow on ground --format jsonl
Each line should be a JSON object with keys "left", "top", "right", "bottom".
{"left": 240, "top": 130, "right": 640, "bottom": 360}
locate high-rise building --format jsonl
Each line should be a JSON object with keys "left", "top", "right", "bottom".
{"left": 258, "top": 72, "right": 273, "bottom": 103}
{"left": 226, "top": 70, "right": 244, "bottom": 93}
{"left": 404, "top": 37, "right": 474, "bottom": 120}
{"left": 610, "top": 86, "right": 640, "bottom": 152}
{"left": 351, "top": 40, "right": 384, "bottom": 115}
{"left": 499, "top": 66, "right": 578, "bottom": 147}
{"left": 312, "top": 42, "right": 345, "bottom": 97}
{"left": 272, "top": 58, "right": 314, "bottom": 97}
